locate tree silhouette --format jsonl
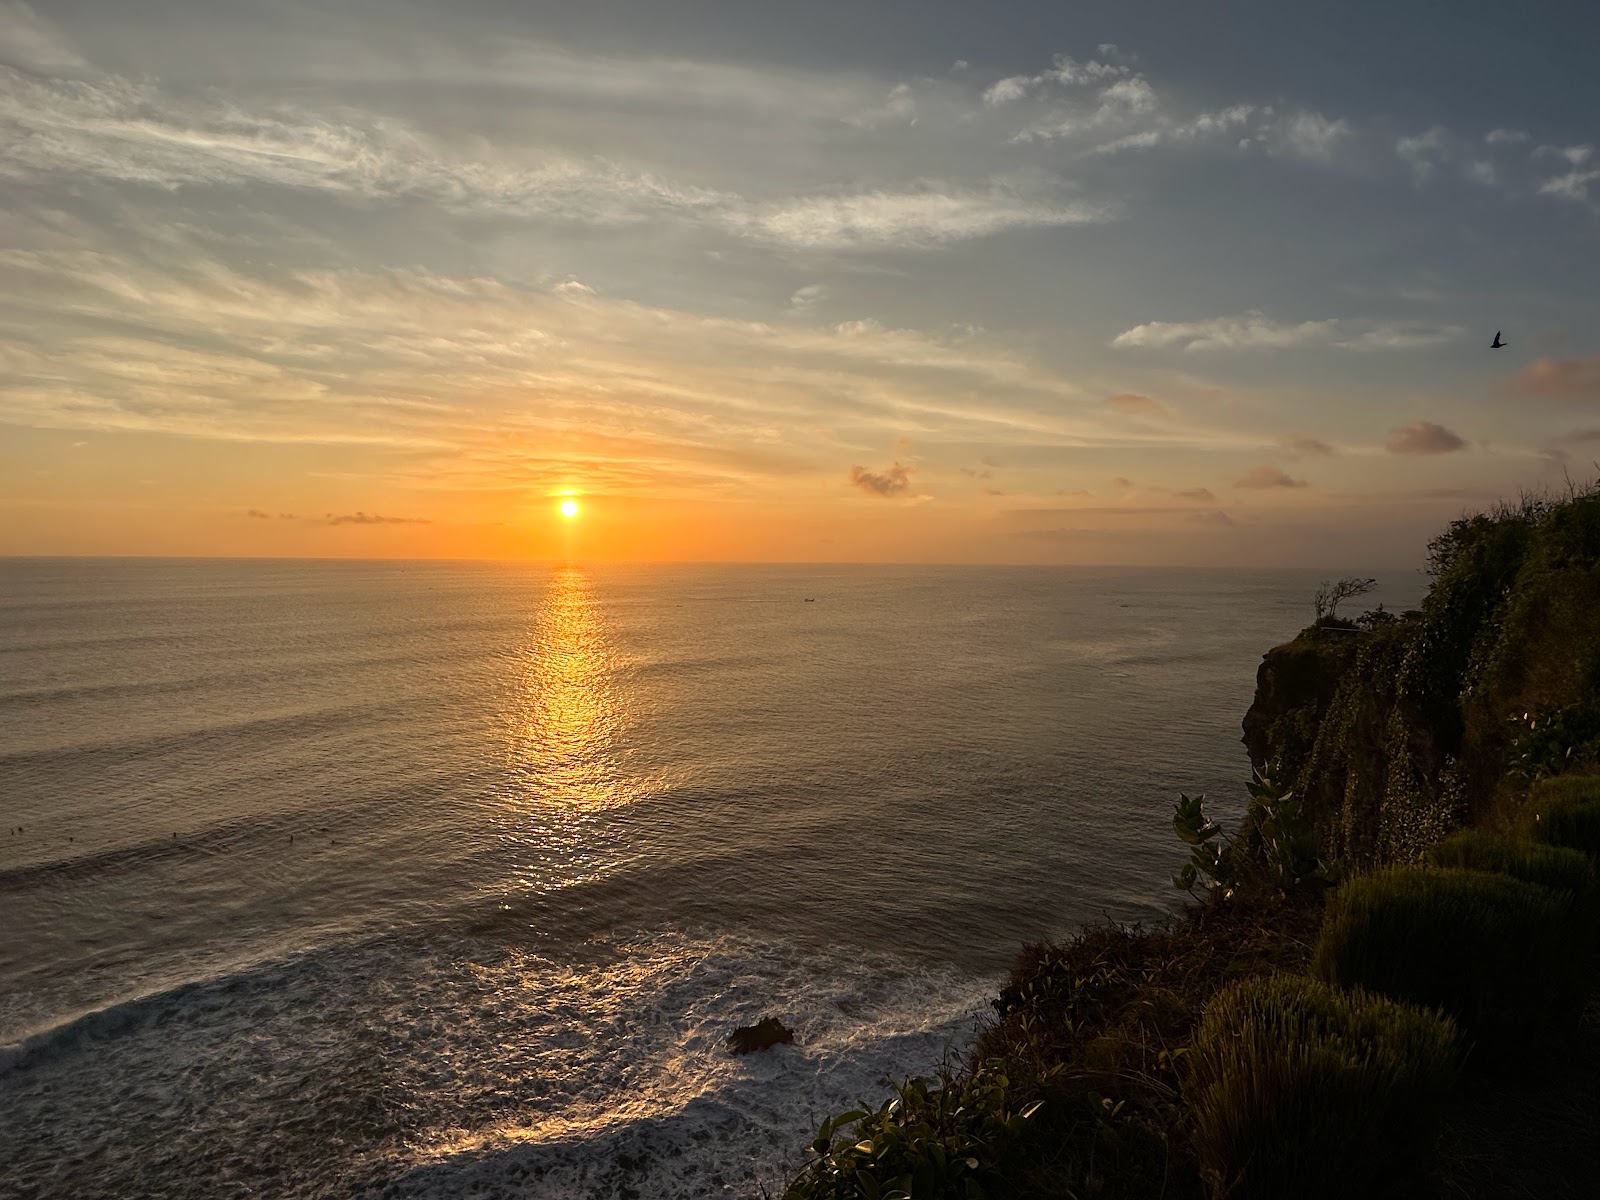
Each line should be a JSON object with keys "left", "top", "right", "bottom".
{"left": 1314, "top": 577, "right": 1377, "bottom": 622}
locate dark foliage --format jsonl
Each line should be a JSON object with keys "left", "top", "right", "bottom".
{"left": 1314, "top": 867, "right": 1589, "bottom": 1068}
{"left": 1188, "top": 974, "right": 1457, "bottom": 1200}
{"left": 1244, "top": 483, "right": 1600, "bottom": 868}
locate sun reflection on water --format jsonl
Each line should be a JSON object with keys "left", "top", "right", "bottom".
{"left": 495, "top": 567, "right": 644, "bottom": 885}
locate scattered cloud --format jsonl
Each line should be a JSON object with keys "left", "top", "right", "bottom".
{"left": 324, "top": 511, "right": 432, "bottom": 525}
{"left": 1514, "top": 356, "right": 1600, "bottom": 400}
{"left": 1397, "top": 127, "right": 1450, "bottom": 183}
{"left": 246, "top": 508, "right": 272, "bottom": 519}
{"left": 1386, "top": 421, "right": 1466, "bottom": 455}
{"left": 789, "top": 284, "right": 828, "bottom": 312}
{"left": 848, "top": 462, "right": 913, "bottom": 497}
{"left": 1266, "top": 111, "right": 1352, "bottom": 163}
{"left": 1234, "top": 465, "right": 1308, "bottom": 489}
{"left": 1111, "top": 312, "right": 1459, "bottom": 353}
{"left": 1173, "top": 487, "right": 1216, "bottom": 502}
{"left": 1105, "top": 391, "right": 1164, "bottom": 415}
{"left": 1485, "top": 128, "right": 1531, "bottom": 145}
{"left": 1280, "top": 434, "right": 1335, "bottom": 458}
{"left": 756, "top": 183, "right": 1114, "bottom": 250}
{"left": 1190, "top": 510, "right": 1237, "bottom": 527}
{"left": 1538, "top": 168, "right": 1600, "bottom": 204}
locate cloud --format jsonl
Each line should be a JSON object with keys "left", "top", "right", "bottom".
{"left": 982, "top": 51, "right": 1133, "bottom": 108}
{"left": 1111, "top": 312, "right": 1459, "bottom": 352}
{"left": 0, "top": 62, "right": 1115, "bottom": 254}
{"left": 789, "top": 284, "right": 828, "bottom": 312}
{"left": 1267, "top": 111, "right": 1352, "bottom": 163}
{"left": 1092, "top": 104, "right": 1258, "bottom": 155}
{"left": 324, "top": 511, "right": 432, "bottom": 525}
{"left": 1280, "top": 434, "right": 1335, "bottom": 457}
{"left": 1486, "top": 128, "right": 1531, "bottom": 145}
{"left": 1105, "top": 391, "right": 1164, "bottom": 415}
{"left": 755, "top": 184, "right": 1113, "bottom": 250}
{"left": 1385, "top": 421, "right": 1466, "bottom": 455}
{"left": 1174, "top": 487, "right": 1216, "bottom": 502}
{"left": 1189, "top": 510, "right": 1236, "bottom": 527}
{"left": 1538, "top": 168, "right": 1600, "bottom": 203}
{"left": 988, "top": 49, "right": 1350, "bottom": 169}
{"left": 1113, "top": 313, "right": 1336, "bottom": 351}
{"left": 1396, "top": 127, "right": 1449, "bottom": 183}
{"left": 848, "top": 462, "right": 913, "bottom": 497}
{"left": 246, "top": 508, "right": 272, "bottom": 519}
{"left": 983, "top": 76, "right": 1033, "bottom": 106}
{"left": 1234, "top": 465, "right": 1307, "bottom": 489}
{"left": 1514, "top": 356, "right": 1600, "bottom": 400}
{"left": 0, "top": 2, "right": 90, "bottom": 74}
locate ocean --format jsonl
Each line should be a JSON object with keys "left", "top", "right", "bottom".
{"left": 0, "top": 559, "right": 1420, "bottom": 1198}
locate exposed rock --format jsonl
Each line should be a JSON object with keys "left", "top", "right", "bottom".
{"left": 727, "top": 1017, "right": 794, "bottom": 1055}
{"left": 1241, "top": 627, "right": 1362, "bottom": 772}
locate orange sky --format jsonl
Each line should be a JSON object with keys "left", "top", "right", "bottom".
{"left": 2, "top": 3, "right": 1597, "bottom": 566}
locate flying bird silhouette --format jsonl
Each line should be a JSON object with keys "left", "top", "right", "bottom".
{"left": 1491, "top": 331, "right": 1506, "bottom": 349}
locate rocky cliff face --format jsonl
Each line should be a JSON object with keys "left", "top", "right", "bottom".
{"left": 1241, "top": 489, "right": 1600, "bottom": 867}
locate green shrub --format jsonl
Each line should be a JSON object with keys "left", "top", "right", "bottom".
{"left": 785, "top": 1059, "right": 1040, "bottom": 1200}
{"left": 1313, "top": 867, "right": 1587, "bottom": 1066}
{"left": 1427, "top": 829, "right": 1597, "bottom": 904}
{"left": 1526, "top": 777, "right": 1600, "bottom": 860}
{"left": 1188, "top": 974, "right": 1457, "bottom": 1200}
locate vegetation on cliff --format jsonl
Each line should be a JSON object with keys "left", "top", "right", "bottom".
{"left": 784, "top": 486, "right": 1600, "bottom": 1200}
{"left": 1243, "top": 484, "right": 1600, "bottom": 867}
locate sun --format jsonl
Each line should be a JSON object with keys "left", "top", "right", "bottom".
{"left": 558, "top": 498, "right": 580, "bottom": 519}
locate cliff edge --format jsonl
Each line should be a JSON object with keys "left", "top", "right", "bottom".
{"left": 1243, "top": 487, "right": 1600, "bottom": 865}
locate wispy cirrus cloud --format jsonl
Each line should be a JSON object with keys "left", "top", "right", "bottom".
{"left": 0, "top": 2, "right": 89, "bottom": 74}
{"left": 754, "top": 182, "right": 1114, "bottom": 249}
{"left": 0, "top": 64, "right": 1112, "bottom": 253}
{"left": 1110, "top": 311, "right": 1461, "bottom": 352}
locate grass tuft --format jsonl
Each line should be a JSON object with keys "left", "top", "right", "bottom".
{"left": 1189, "top": 974, "right": 1457, "bottom": 1200}
{"left": 1526, "top": 777, "right": 1600, "bottom": 861}
{"left": 1313, "top": 867, "right": 1589, "bottom": 1067}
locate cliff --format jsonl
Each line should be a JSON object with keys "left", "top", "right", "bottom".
{"left": 1243, "top": 487, "right": 1600, "bottom": 866}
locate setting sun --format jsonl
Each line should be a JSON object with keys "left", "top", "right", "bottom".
{"left": 559, "top": 499, "right": 580, "bottom": 519}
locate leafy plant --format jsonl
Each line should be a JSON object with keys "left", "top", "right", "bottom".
{"left": 785, "top": 1059, "right": 1041, "bottom": 1200}
{"left": 1188, "top": 974, "right": 1457, "bottom": 1200}
{"left": 1507, "top": 704, "right": 1600, "bottom": 783}
{"left": 1171, "top": 766, "right": 1329, "bottom": 896}
{"left": 1171, "top": 791, "right": 1227, "bottom": 895}
{"left": 1248, "top": 765, "right": 1330, "bottom": 890}
{"left": 1313, "top": 867, "right": 1588, "bottom": 1067}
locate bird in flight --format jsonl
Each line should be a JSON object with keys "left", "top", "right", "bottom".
{"left": 1491, "top": 331, "right": 1506, "bottom": 349}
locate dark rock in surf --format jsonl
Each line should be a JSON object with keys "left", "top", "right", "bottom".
{"left": 728, "top": 1017, "right": 795, "bottom": 1055}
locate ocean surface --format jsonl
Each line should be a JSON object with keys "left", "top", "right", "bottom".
{"left": 0, "top": 559, "right": 1421, "bottom": 1199}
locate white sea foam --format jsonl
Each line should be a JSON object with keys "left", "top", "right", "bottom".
{"left": 0, "top": 925, "right": 995, "bottom": 1199}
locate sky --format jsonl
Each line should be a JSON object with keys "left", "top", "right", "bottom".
{"left": 2, "top": 0, "right": 1598, "bottom": 565}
